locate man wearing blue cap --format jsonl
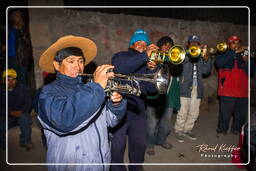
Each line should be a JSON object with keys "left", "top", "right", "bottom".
{"left": 110, "top": 29, "right": 158, "bottom": 171}
{"left": 174, "top": 35, "right": 212, "bottom": 143}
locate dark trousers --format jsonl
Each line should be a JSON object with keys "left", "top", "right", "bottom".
{"left": 0, "top": 116, "right": 5, "bottom": 149}
{"left": 110, "top": 110, "right": 146, "bottom": 171}
{"left": 217, "top": 96, "right": 248, "bottom": 133}
{"left": 8, "top": 113, "right": 32, "bottom": 144}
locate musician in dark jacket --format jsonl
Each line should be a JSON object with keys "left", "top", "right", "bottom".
{"left": 215, "top": 35, "right": 248, "bottom": 137}
{"left": 110, "top": 29, "right": 158, "bottom": 171}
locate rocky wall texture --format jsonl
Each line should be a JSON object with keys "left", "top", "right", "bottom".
{"left": 28, "top": 7, "right": 255, "bottom": 106}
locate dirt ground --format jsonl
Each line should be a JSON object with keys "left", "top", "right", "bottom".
{"left": 0, "top": 102, "right": 252, "bottom": 171}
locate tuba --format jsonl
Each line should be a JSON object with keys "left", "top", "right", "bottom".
{"left": 78, "top": 65, "right": 170, "bottom": 96}
{"left": 149, "top": 45, "right": 186, "bottom": 65}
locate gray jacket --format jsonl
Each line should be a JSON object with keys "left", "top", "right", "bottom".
{"left": 179, "top": 55, "right": 212, "bottom": 99}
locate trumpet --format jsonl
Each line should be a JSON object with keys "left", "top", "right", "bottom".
{"left": 187, "top": 45, "right": 202, "bottom": 58}
{"left": 187, "top": 42, "right": 228, "bottom": 58}
{"left": 78, "top": 65, "right": 170, "bottom": 96}
{"left": 216, "top": 42, "right": 228, "bottom": 53}
{"left": 200, "top": 42, "right": 228, "bottom": 56}
{"left": 149, "top": 45, "right": 186, "bottom": 65}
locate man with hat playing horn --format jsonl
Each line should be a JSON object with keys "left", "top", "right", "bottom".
{"left": 37, "top": 35, "right": 127, "bottom": 171}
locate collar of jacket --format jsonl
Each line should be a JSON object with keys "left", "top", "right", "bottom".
{"left": 128, "top": 47, "right": 141, "bottom": 54}
{"left": 56, "top": 72, "right": 82, "bottom": 86}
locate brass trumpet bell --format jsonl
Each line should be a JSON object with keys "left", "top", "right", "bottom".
{"left": 216, "top": 42, "right": 228, "bottom": 53}
{"left": 188, "top": 45, "right": 201, "bottom": 58}
{"left": 168, "top": 45, "right": 186, "bottom": 65}
{"left": 149, "top": 45, "right": 186, "bottom": 65}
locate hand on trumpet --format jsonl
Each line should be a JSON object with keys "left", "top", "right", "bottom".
{"left": 110, "top": 91, "right": 123, "bottom": 105}
{"left": 93, "top": 64, "right": 115, "bottom": 89}
{"left": 235, "top": 46, "right": 248, "bottom": 54}
{"left": 146, "top": 43, "right": 159, "bottom": 58}
{"left": 147, "top": 61, "right": 157, "bottom": 70}
{"left": 146, "top": 44, "right": 158, "bottom": 70}
{"left": 235, "top": 46, "right": 248, "bottom": 62}
{"left": 200, "top": 44, "right": 209, "bottom": 62}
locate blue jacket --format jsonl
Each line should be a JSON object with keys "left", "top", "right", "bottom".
{"left": 38, "top": 72, "right": 127, "bottom": 171}
{"left": 179, "top": 54, "right": 212, "bottom": 99}
{"left": 111, "top": 48, "right": 157, "bottom": 117}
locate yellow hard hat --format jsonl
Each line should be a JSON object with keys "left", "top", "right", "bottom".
{"left": 2, "top": 69, "right": 17, "bottom": 79}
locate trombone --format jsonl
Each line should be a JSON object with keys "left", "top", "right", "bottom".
{"left": 78, "top": 65, "right": 170, "bottom": 96}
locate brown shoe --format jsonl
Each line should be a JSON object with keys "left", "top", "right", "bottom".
{"left": 20, "top": 143, "right": 34, "bottom": 151}
{"left": 159, "top": 143, "right": 173, "bottom": 150}
{"left": 146, "top": 146, "right": 155, "bottom": 156}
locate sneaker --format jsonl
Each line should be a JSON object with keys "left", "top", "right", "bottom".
{"left": 176, "top": 132, "right": 185, "bottom": 143}
{"left": 183, "top": 131, "right": 197, "bottom": 140}
{"left": 146, "top": 146, "right": 155, "bottom": 156}
{"left": 20, "top": 143, "right": 34, "bottom": 151}
{"left": 159, "top": 143, "right": 173, "bottom": 150}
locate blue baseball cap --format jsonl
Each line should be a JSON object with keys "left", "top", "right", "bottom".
{"left": 188, "top": 35, "right": 200, "bottom": 43}
{"left": 129, "top": 29, "right": 151, "bottom": 46}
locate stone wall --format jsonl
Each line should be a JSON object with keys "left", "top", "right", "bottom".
{"left": 28, "top": 7, "right": 255, "bottom": 105}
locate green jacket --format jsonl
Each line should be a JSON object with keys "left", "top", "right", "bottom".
{"left": 166, "top": 77, "right": 181, "bottom": 110}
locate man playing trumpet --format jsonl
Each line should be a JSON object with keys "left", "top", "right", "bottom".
{"left": 174, "top": 35, "right": 212, "bottom": 143}
{"left": 37, "top": 35, "right": 127, "bottom": 171}
{"left": 110, "top": 29, "right": 158, "bottom": 171}
{"left": 215, "top": 35, "right": 248, "bottom": 137}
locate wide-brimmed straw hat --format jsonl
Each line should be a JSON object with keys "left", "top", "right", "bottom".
{"left": 39, "top": 35, "right": 97, "bottom": 73}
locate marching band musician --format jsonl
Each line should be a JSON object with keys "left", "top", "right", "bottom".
{"left": 174, "top": 35, "right": 212, "bottom": 143}
{"left": 145, "top": 36, "right": 178, "bottom": 156}
{"left": 37, "top": 35, "right": 127, "bottom": 171}
{"left": 110, "top": 29, "right": 158, "bottom": 171}
{"left": 215, "top": 35, "right": 248, "bottom": 137}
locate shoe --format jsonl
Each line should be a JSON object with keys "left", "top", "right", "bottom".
{"left": 176, "top": 132, "right": 185, "bottom": 143}
{"left": 146, "top": 146, "right": 155, "bottom": 156}
{"left": 183, "top": 131, "right": 197, "bottom": 140}
{"left": 231, "top": 130, "right": 240, "bottom": 135}
{"left": 216, "top": 131, "right": 227, "bottom": 138}
{"left": 159, "top": 143, "right": 173, "bottom": 150}
{"left": 20, "top": 143, "right": 34, "bottom": 151}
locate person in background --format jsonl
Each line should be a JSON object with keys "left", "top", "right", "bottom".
{"left": 146, "top": 36, "right": 179, "bottom": 156}
{"left": 8, "top": 10, "right": 33, "bottom": 85}
{"left": 0, "top": 69, "right": 33, "bottom": 150}
{"left": 174, "top": 35, "right": 212, "bottom": 143}
{"left": 215, "top": 35, "right": 248, "bottom": 137}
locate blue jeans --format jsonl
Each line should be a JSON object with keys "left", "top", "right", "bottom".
{"left": 146, "top": 104, "right": 173, "bottom": 147}
{"left": 9, "top": 113, "right": 32, "bottom": 144}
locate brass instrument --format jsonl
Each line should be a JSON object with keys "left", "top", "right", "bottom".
{"left": 187, "top": 42, "right": 228, "bottom": 58}
{"left": 187, "top": 45, "right": 202, "bottom": 58}
{"left": 78, "top": 65, "right": 170, "bottom": 96}
{"left": 149, "top": 45, "right": 186, "bottom": 65}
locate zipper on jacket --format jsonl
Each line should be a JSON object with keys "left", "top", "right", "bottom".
{"left": 94, "top": 122, "right": 105, "bottom": 171}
